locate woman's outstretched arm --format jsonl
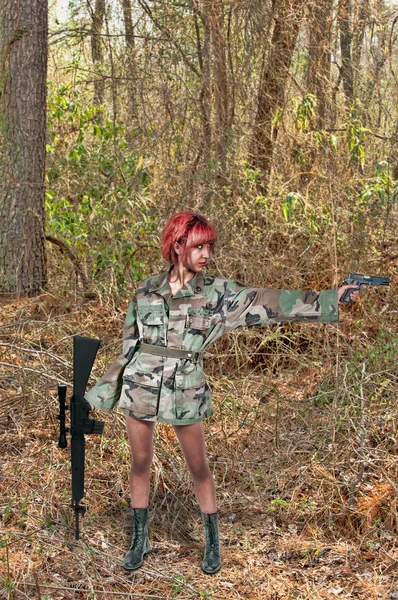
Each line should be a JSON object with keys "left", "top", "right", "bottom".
{"left": 222, "top": 280, "right": 358, "bottom": 332}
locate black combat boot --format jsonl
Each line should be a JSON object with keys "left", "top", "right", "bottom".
{"left": 123, "top": 507, "right": 150, "bottom": 570}
{"left": 201, "top": 511, "right": 221, "bottom": 574}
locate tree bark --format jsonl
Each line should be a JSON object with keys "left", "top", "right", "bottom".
{"left": 306, "top": 0, "right": 334, "bottom": 127}
{"left": 250, "top": 0, "right": 305, "bottom": 185}
{"left": 0, "top": 0, "right": 48, "bottom": 296}
{"left": 388, "top": 121, "right": 398, "bottom": 181}
{"left": 338, "top": 0, "right": 355, "bottom": 109}
{"left": 352, "top": 0, "right": 370, "bottom": 78}
{"left": 121, "top": 0, "right": 138, "bottom": 124}
{"left": 363, "top": 1, "right": 387, "bottom": 126}
{"left": 192, "top": 0, "right": 212, "bottom": 164}
{"left": 90, "top": 0, "right": 106, "bottom": 105}
{"left": 205, "top": 0, "right": 229, "bottom": 163}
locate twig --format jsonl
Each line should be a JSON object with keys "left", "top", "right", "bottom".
{"left": 49, "top": 26, "right": 161, "bottom": 40}
{"left": 46, "top": 235, "right": 94, "bottom": 297}
{"left": 16, "top": 583, "right": 165, "bottom": 598}
{"left": 0, "top": 342, "right": 72, "bottom": 368}
{"left": 350, "top": 362, "right": 367, "bottom": 487}
{"left": 0, "top": 361, "right": 69, "bottom": 385}
{"left": 137, "top": 0, "right": 200, "bottom": 78}
{"left": 33, "top": 572, "right": 41, "bottom": 600}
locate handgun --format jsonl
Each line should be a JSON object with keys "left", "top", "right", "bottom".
{"left": 340, "top": 273, "right": 391, "bottom": 303}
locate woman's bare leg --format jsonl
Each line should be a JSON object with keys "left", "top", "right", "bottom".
{"left": 126, "top": 417, "right": 156, "bottom": 508}
{"left": 173, "top": 422, "right": 216, "bottom": 514}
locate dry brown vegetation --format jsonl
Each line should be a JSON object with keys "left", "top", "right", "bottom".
{"left": 2, "top": 0, "right": 398, "bottom": 598}
{"left": 1, "top": 244, "right": 397, "bottom": 599}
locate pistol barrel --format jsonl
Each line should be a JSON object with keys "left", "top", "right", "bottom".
{"left": 347, "top": 273, "right": 391, "bottom": 286}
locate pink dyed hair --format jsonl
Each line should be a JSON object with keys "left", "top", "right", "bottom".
{"left": 161, "top": 212, "right": 218, "bottom": 264}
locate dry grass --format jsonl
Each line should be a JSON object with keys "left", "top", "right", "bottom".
{"left": 1, "top": 283, "right": 397, "bottom": 600}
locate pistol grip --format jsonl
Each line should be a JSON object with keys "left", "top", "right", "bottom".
{"left": 340, "top": 286, "right": 358, "bottom": 303}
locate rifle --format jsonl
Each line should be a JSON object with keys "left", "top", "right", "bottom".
{"left": 57, "top": 335, "right": 104, "bottom": 540}
{"left": 340, "top": 273, "right": 391, "bottom": 303}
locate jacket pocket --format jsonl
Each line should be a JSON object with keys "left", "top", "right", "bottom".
{"left": 175, "top": 360, "right": 206, "bottom": 390}
{"left": 120, "top": 352, "right": 163, "bottom": 418}
{"left": 138, "top": 307, "right": 165, "bottom": 345}
{"left": 187, "top": 315, "right": 210, "bottom": 330}
{"left": 183, "top": 308, "right": 213, "bottom": 351}
{"left": 186, "top": 307, "right": 212, "bottom": 330}
{"left": 123, "top": 352, "right": 163, "bottom": 387}
{"left": 174, "top": 360, "right": 208, "bottom": 420}
{"left": 174, "top": 380, "right": 208, "bottom": 421}
{"left": 119, "top": 377, "right": 159, "bottom": 417}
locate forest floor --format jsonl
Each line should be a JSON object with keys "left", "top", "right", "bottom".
{"left": 1, "top": 294, "right": 397, "bottom": 600}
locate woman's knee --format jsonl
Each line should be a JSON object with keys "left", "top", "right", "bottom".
{"left": 130, "top": 452, "right": 153, "bottom": 476}
{"left": 126, "top": 417, "right": 155, "bottom": 476}
{"left": 188, "top": 461, "right": 212, "bottom": 484}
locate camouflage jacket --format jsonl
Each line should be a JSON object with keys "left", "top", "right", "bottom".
{"left": 85, "top": 266, "right": 338, "bottom": 425}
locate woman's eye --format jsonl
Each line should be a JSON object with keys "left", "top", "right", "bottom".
{"left": 197, "top": 245, "right": 203, "bottom": 249}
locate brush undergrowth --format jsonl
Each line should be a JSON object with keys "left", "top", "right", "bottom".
{"left": 1, "top": 175, "right": 397, "bottom": 597}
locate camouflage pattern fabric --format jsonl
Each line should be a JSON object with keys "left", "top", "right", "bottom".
{"left": 85, "top": 266, "right": 338, "bottom": 425}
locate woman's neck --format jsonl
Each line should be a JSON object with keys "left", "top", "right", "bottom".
{"left": 168, "top": 265, "right": 195, "bottom": 287}
{"left": 167, "top": 265, "right": 196, "bottom": 297}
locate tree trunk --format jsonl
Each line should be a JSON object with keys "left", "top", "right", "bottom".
{"left": 352, "top": 0, "right": 370, "bottom": 78}
{"left": 338, "top": 0, "right": 354, "bottom": 109}
{"left": 121, "top": 0, "right": 138, "bottom": 125}
{"left": 0, "top": 0, "right": 48, "bottom": 296}
{"left": 250, "top": 0, "right": 305, "bottom": 185}
{"left": 205, "top": 0, "right": 229, "bottom": 163}
{"left": 90, "top": 0, "right": 106, "bottom": 105}
{"left": 306, "top": 0, "right": 334, "bottom": 127}
{"left": 363, "top": 1, "right": 387, "bottom": 126}
{"left": 388, "top": 121, "right": 398, "bottom": 181}
{"left": 192, "top": 0, "right": 212, "bottom": 164}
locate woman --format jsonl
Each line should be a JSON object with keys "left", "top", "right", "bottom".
{"left": 86, "top": 211, "right": 359, "bottom": 574}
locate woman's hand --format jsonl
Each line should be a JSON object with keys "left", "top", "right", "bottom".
{"left": 88, "top": 402, "right": 96, "bottom": 418}
{"left": 338, "top": 285, "right": 361, "bottom": 304}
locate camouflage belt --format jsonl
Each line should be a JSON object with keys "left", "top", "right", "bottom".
{"left": 138, "top": 342, "right": 203, "bottom": 363}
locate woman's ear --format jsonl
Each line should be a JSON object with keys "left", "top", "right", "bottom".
{"left": 174, "top": 242, "right": 180, "bottom": 255}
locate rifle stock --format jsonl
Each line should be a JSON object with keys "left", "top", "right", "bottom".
{"left": 57, "top": 335, "right": 104, "bottom": 540}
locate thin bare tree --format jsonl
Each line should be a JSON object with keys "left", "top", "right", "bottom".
{"left": 306, "top": 0, "right": 334, "bottom": 127}
{"left": 89, "top": 0, "right": 106, "bottom": 105}
{"left": 338, "top": 0, "right": 355, "bottom": 109}
{"left": 191, "top": 0, "right": 212, "bottom": 168}
{"left": 250, "top": 0, "right": 305, "bottom": 187}
{"left": 205, "top": 0, "right": 229, "bottom": 163}
{"left": 121, "top": 0, "right": 138, "bottom": 126}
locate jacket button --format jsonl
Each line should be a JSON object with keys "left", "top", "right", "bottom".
{"left": 196, "top": 286, "right": 201, "bottom": 292}
{"left": 187, "top": 352, "right": 192, "bottom": 357}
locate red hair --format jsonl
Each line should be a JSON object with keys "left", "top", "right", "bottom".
{"left": 161, "top": 212, "right": 218, "bottom": 264}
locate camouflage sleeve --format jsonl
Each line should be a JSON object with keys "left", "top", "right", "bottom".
{"left": 223, "top": 280, "right": 338, "bottom": 332}
{"left": 85, "top": 296, "right": 139, "bottom": 411}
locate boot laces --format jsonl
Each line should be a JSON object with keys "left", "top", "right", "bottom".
{"left": 131, "top": 517, "right": 145, "bottom": 549}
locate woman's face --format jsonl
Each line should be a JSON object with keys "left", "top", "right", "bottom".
{"left": 177, "top": 243, "right": 213, "bottom": 272}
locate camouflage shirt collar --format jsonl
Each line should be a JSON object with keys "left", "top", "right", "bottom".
{"left": 150, "top": 265, "right": 205, "bottom": 297}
